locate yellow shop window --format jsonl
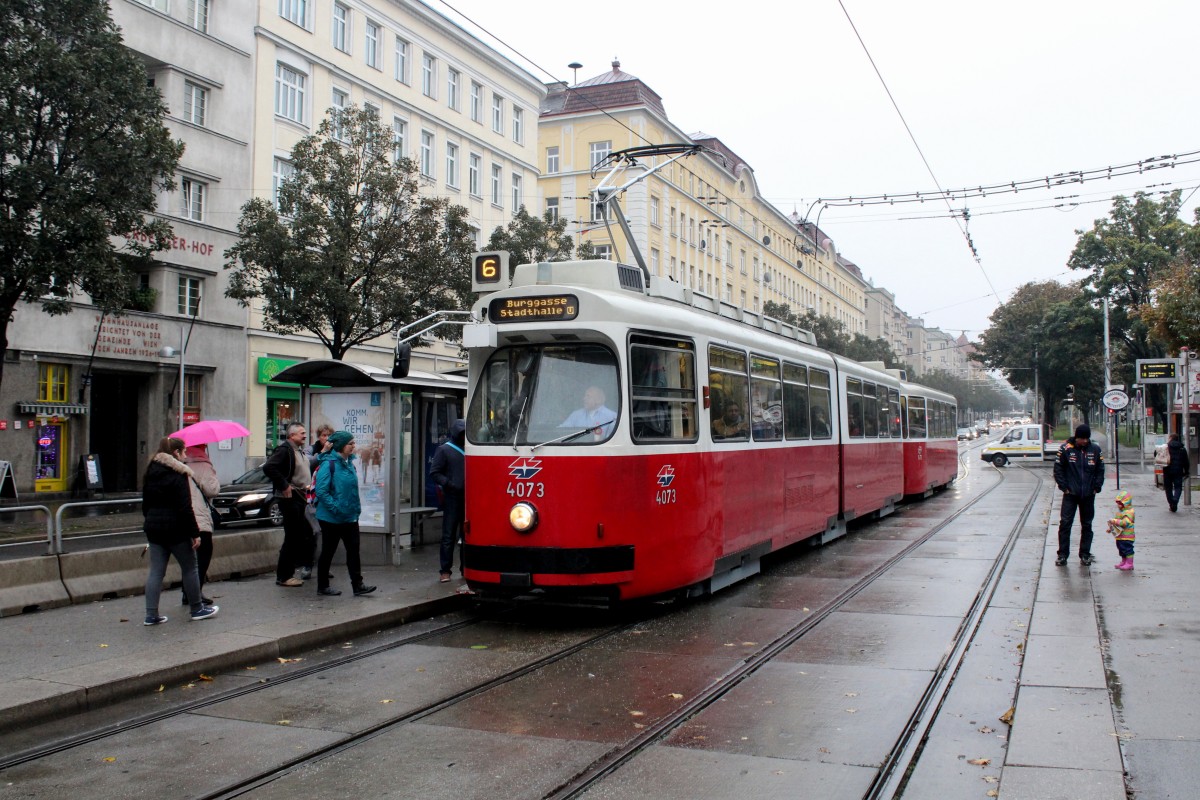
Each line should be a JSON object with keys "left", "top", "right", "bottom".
{"left": 38, "top": 363, "right": 69, "bottom": 403}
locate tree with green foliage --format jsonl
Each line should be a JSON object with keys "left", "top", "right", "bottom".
{"left": 0, "top": 0, "right": 184, "bottom": 392}
{"left": 484, "top": 206, "right": 575, "bottom": 271}
{"left": 763, "top": 301, "right": 903, "bottom": 369}
{"left": 1140, "top": 260, "right": 1200, "bottom": 353}
{"left": 225, "top": 106, "right": 475, "bottom": 359}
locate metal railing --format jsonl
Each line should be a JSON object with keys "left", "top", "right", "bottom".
{"left": 52, "top": 499, "right": 142, "bottom": 555}
{"left": 0, "top": 505, "right": 53, "bottom": 553}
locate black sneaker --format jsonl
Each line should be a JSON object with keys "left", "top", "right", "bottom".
{"left": 300, "top": 567, "right": 313, "bottom": 580}
{"left": 317, "top": 587, "right": 342, "bottom": 596}
{"left": 1055, "top": 557, "right": 1068, "bottom": 566}
{"left": 1080, "top": 555, "right": 1096, "bottom": 566}
{"left": 352, "top": 584, "right": 377, "bottom": 596}
{"left": 190, "top": 605, "right": 220, "bottom": 621}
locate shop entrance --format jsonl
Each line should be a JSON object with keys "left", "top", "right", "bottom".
{"left": 90, "top": 373, "right": 144, "bottom": 492}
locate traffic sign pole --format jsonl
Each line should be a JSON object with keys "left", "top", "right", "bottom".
{"left": 1103, "top": 389, "right": 1130, "bottom": 491}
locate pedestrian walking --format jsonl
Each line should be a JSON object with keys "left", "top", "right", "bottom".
{"left": 313, "top": 431, "right": 376, "bottom": 597}
{"left": 1053, "top": 423, "right": 1106, "bottom": 566}
{"left": 430, "top": 419, "right": 466, "bottom": 583}
{"left": 1163, "top": 432, "right": 1190, "bottom": 512}
{"left": 263, "top": 422, "right": 312, "bottom": 587}
{"left": 1106, "top": 489, "right": 1136, "bottom": 570}
{"left": 142, "top": 437, "right": 219, "bottom": 625}
{"left": 300, "top": 424, "right": 335, "bottom": 579}
{"left": 181, "top": 444, "right": 219, "bottom": 605}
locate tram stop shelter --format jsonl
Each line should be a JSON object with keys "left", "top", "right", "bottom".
{"left": 271, "top": 359, "right": 466, "bottom": 565}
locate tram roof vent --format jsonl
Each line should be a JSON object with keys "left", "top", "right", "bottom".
{"left": 515, "top": 259, "right": 646, "bottom": 294}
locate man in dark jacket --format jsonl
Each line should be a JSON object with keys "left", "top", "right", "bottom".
{"left": 430, "top": 419, "right": 466, "bottom": 583}
{"left": 1053, "top": 423, "right": 1106, "bottom": 566}
{"left": 1164, "top": 432, "right": 1191, "bottom": 512}
{"left": 263, "top": 423, "right": 312, "bottom": 587}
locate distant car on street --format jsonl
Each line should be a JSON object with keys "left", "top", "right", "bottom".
{"left": 209, "top": 465, "right": 283, "bottom": 528}
{"left": 957, "top": 426, "right": 974, "bottom": 441}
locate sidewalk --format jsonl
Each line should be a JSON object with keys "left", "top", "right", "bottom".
{"left": 0, "top": 542, "right": 469, "bottom": 728}
{"left": 1002, "top": 468, "right": 1200, "bottom": 799}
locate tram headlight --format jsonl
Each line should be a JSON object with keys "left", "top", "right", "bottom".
{"left": 509, "top": 501, "right": 539, "bottom": 533}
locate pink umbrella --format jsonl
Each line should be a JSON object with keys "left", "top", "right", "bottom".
{"left": 171, "top": 419, "right": 252, "bottom": 446}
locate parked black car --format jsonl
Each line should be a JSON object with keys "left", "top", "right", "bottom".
{"left": 210, "top": 465, "right": 284, "bottom": 528}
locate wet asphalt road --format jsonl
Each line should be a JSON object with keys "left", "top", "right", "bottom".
{"left": 0, "top": 444, "right": 1060, "bottom": 800}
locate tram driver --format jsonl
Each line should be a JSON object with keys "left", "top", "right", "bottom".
{"left": 559, "top": 386, "right": 617, "bottom": 437}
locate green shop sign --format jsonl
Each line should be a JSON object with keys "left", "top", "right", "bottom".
{"left": 257, "top": 357, "right": 302, "bottom": 385}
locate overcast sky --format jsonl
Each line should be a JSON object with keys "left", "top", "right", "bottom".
{"left": 430, "top": 0, "right": 1200, "bottom": 338}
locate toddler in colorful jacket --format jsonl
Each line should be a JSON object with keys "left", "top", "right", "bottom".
{"left": 1106, "top": 490, "right": 1135, "bottom": 571}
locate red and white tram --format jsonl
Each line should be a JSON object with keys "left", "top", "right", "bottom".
{"left": 458, "top": 257, "right": 957, "bottom": 604}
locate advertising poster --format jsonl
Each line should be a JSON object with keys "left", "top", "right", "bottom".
{"left": 310, "top": 392, "right": 388, "bottom": 529}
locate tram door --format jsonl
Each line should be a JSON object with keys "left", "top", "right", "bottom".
{"left": 420, "top": 395, "right": 462, "bottom": 509}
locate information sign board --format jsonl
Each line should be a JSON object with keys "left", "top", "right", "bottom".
{"left": 1137, "top": 359, "right": 1181, "bottom": 383}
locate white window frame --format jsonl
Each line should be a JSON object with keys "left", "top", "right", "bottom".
{"left": 278, "top": 0, "right": 308, "bottom": 28}
{"left": 394, "top": 38, "right": 410, "bottom": 84}
{"left": 490, "top": 164, "right": 502, "bottom": 207}
{"left": 177, "top": 276, "right": 202, "bottom": 316}
{"left": 445, "top": 142, "right": 459, "bottom": 188}
{"left": 491, "top": 95, "right": 503, "bottom": 133}
{"left": 182, "top": 81, "right": 207, "bottom": 126}
{"left": 364, "top": 20, "right": 380, "bottom": 68}
{"left": 419, "top": 130, "right": 435, "bottom": 178}
{"left": 274, "top": 62, "right": 306, "bottom": 124}
{"left": 594, "top": 244, "right": 613, "bottom": 260}
{"left": 331, "top": 88, "right": 349, "bottom": 141}
{"left": 650, "top": 196, "right": 660, "bottom": 227}
{"left": 468, "top": 153, "right": 481, "bottom": 197}
{"left": 590, "top": 140, "right": 611, "bottom": 168}
{"left": 546, "top": 146, "right": 559, "bottom": 174}
{"left": 447, "top": 68, "right": 460, "bottom": 110}
{"left": 470, "top": 81, "right": 482, "bottom": 123}
{"left": 332, "top": 3, "right": 349, "bottom": 52}
{"left": 421, "top": 54, "right": 436, "bottom": 98}
{"left": 512, "top": 107, "right": 523, "bottom": 144}
{"left": 187, "top": 0, "right": 209, "bottom": 32}
{"left": 272, "top": 158, "right": 295, "bottom": 212}
{"left": 180, "top": 178, "right": 205, "bottom": 221}
{"left": 392, "top": 117, "right": 407, "bottom": 160}
{"left": 511, "top": 173, "right": 521, "bottom": 214}
{"left": 138, "top": 0, "right": 169, "bottom": 12}
{"left": 545, "top": 196, "right": 559, "bottom": 222}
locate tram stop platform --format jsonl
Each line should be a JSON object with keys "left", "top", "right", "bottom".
{"left": 0, "top": 470, "right": 1197, "bottom": 798}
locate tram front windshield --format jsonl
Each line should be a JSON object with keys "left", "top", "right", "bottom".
{"left": 467, "top": 344, "right": 620, "bottom": 446}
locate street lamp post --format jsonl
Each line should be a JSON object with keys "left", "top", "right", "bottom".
{"left": 159, "top": 326, "right": 185, "bottom": 430}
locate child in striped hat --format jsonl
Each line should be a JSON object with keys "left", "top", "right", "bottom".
{"left": 1106, "top": 490, "right": 1135, "bottom": 571}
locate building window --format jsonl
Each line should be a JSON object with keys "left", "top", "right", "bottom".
{"left": 278, "top": 0, "right": 307, "bottom": 27}
{"left": 470, "top": 81, "right": 482, "bottom": 123}
{"left": 511, "top": 173, "right": 521, "bottom": 213}
{"left": 421, "top": 54, "right": 436, "bottom": 98}
{"left": 650, "top": 248, "right": 659, "bottom": 275}
{"left": 468, "top": 153, "right": 481, "bottom": 197}
{"left": 739, "top": 250, "right": 747, "bottom": 274}
{"left": 331, "top": 88, "right": 348, "bottom": 140}
{"left": 545, "top": 196, "right": 559, "bottom": 222}
{"left": 392, "top": 117, "right": 407, "bottom": 160}
{"left": 182, "top": 81, "right": 207, "bottom": 126}
{"left": 491, "top": 95, "right": 503, "bottom": 133}
{"left": 138, "top": 0, "right": 169, "bottom": 10}
{"left": 38, "top": 363, "right": 69, "bottom": 403}
{"left": 419, "top": 130, "right": 434, "bottom": 178}
{"left": 178, "top": 276, "right": 202, "bottom": 316}
{"left": 512, "top": 107, "right": 523, "bottom": 143}
{"left": 332, "top": 3, "right": 349, "bottom": 52}
{"left": 447, "top": 69, "right": 459, "bottom": 110}
{"left": 591, "top": 196, "right": 607, "bottom": 221}
{"left": 274, "top": 63, "right": 305, "bottom": 123}
{"left": 180, "top": 178, "right": 205, "bottom": 221}
{"left": 184, "top": 373, "right": 203, "bottom": 411}
{"left": 272, "top": 158, "right": 295, "bottom": 211}
{"left": 395, "top": 38, "right": 409, "bottom": 84}
{"left": 364, "top": 21, "right": 380, "bottom": 68}
{"left": 490, "top": 164, "right": 502, "bottom": 206}
{"left": 187, "top": 0, "right": 209, "bottom": 32}
{"left": 650, "top": 196, "right": 660, "bottom": 227}
{"left": 590, "top": 140, "right": 611, "bottom": 168}
{"left": 445, "top": 142, "right": 459, "bottom": 188}
{"left": 546, "top": 146, "right": 559, "bottom": 174}
{"left": 594, "top": 245, "right": 612, "bottom": 260}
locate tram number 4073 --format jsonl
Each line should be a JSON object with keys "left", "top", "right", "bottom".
{"left": 506, "top": 481, "right": 545, "bottom": 498}
{"left": 656, "top": 488, "right": 677, "bottom": 505}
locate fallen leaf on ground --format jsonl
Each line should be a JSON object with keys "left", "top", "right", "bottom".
{"left": 99, "top": 644, "right": 108, "bottom": 648}
{"left": 380, "top": 699, "right": 394, "bottom": 704}
{"left": 277, "top": 720, "right": 291, "bottom": 725}
{"left": 102, "top": 757, "right": 116, "bottom": 763}
{"left": 987, "top": 791, "right": 998, "bottom": 798}
{"left": 983, "top": 776, "right": 999, "bottom": 783}
{"left": 198, "top": 674, "right": 213, "bottom": 682}
{"left": 668, "top": 693, "right": 683, "bottom": 700}
{"left": 999, "top": 707, "right": 1015, "bottom": 725}
{"left": 979, "top": 726, "right": 994, "bottom": 734}
{"left": 967, "top": 758, "right": 991, "bottom": 766}
{"left": 741, "top": 642, "right": 757, "bottom": 646}
{"left": 629, "top": 710, "right": 645, "bottom": 717}
{"left": 845, "top": 708, "right": 858, "bottom": 714}
{"left": 156, "top": 685, "right": 165, "bottom": 693}
{"left": 245, "top": 666, "right": 257, "bottom": 671}
{"left": 819, "top": 747, "right": 830, "bottom": 754}
{"left": 182, "top": 683, "right": 196, "bottom": 689}
{"left": 277, "top": 657, "right": 303, "bottom": 664}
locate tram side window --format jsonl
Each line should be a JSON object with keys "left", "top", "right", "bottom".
{"left": 908, "top": 397, "right": 927, "bottom": 439}
{"left": 863, "top": 381, "right": 879, "bottom": 437}
{"left": 750, "top": 354, "right": 782, "bottom": 442}
{"left": 889, "top": 389, "right": 902, "bottom": 438}
{"left": 847, "top": 378, "right": 865, "bottom": 438}
{"left": 709, "top": 345, "right": 749, "bottom": 441}
{"left": 629, "top": 335, "right": 697, "bottom": 443}
{"left": 900, "top": 394, "right": 910, "bottom": 439}
{"left": 782, "top": 362, "right": 809, "bottom": 439}
{"left": 810, "top": 368, "right": 832, "bottom": 438}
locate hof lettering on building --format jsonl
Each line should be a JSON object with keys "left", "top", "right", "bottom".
{"left": 92, "top": 315, "right": 164, "bottom": 359}
{"left": 125, "top": 231, "right": 216, "bottom": 257}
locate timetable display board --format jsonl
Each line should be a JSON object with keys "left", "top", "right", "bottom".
{"left": 488, "top": 295, "right": 579, "bottom": 323}
{"left": 1136, "top": 358, "right": 1181, "bottom": 383}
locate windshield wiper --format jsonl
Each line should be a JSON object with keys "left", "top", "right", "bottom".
{"left": 511, "top": 395, "right": 528, "bottom": 451}
{"left": 530, "top": 418, "right": 617, "bottom": 451}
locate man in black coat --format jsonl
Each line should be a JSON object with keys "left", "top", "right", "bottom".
{"left": 430, "top": 419, "right": 466, "bottom": 583}
{"left": 1164, "top": 432, "right": 1191, "bottom": 512}
{"left": 1053, "top": 423, "right": 1106, "bottom": 566}
{"left": 263, "top": 423, "right": 312, "bottom": 587}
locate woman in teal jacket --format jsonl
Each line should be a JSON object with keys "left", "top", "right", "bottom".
{"left": 313, "top": 431, "right": 376, "bottom": 596}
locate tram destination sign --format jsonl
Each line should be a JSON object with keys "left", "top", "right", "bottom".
{"left": 489, "top": 294, "right": 579, "bottom": 323}
{"left": 1136, "top": 358, "right": 1181, "bottom": 383}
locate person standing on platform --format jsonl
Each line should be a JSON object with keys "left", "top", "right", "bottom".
{"left": 430, "top": 419, "right": 466, "bottom": 583}
{"left": 1106, "top": 489, "right": 1136, "bottom": 570}
{"left": 263, "top": 423, "right": 311, "bottom": 587}
{"left": 1053, "top": 423, "right": 1106, "bottom": 566}
{"left": 313, "top": 431, "right": 375, "bottom": 597}
{"left": 182, "top": 443, "right": 219, "bottom": 605}
{"left": 1163, "top": 432, "right": 1190, "bottom": 512}
{"left": 142, "top": 437, "right": 218, "bottom": 624}
{"left": 300, "top": 424, "right": 335, "bottom": 579}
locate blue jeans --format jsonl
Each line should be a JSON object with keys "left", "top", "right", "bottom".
{"left": 440, "top": 490, "right": 464, "bottom": 574}
{"left": 146, "top": 540, "right": 202, "bottom": 615}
